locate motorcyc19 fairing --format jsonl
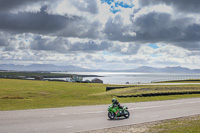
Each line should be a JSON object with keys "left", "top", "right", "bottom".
{"left": 108, "top": 104, "right": 130, "bottom": 119}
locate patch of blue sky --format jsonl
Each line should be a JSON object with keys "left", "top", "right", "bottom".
{"left": 110, "top": 5, "right": 121, "bottom": 14}
{"left": 151, "top": 54, "right": 160, "bottom": 57}
{"left": 117, "top": 1, "right": 134, "bottom": 8}
{"left": 161, "top": 44, "right": 166, "bottom": 47}
{"left": 148, "top": 43, "right": 159, "bottom": 49}
{"left": 101, "top": 0, "right": 134, "bottom": 13}
{"left": 100, "top": 0, "right": 114, "bottom": 5}
{"left": 102, "top": 51, "right": 112, "bottom": 56}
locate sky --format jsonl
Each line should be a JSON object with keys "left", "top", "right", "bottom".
{"left": 0, "top": 0, "right": 200, "bottom": 70}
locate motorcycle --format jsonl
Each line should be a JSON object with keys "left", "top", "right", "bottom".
{"left": 108, "top": 104, "right": 130, "bottom": 119}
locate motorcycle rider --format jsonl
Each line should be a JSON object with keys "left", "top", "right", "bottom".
{"left": 112, "top": 98, "right": 123, "bottom": 109}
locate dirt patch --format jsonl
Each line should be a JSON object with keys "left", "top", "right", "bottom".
{"left": 82, "top": 115, "right": 200, "bottom": 133}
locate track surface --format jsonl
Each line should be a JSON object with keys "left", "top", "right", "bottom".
{"left": 0, "top": 98, "right": 200, "bottom": 133}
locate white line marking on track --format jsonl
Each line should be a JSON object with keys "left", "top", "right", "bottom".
{"left": 43, "top": 114, "right": 55, "bottom": 118}
{"left": 73, "top": 111, "right": 106, "bottom": 115}
{"left": 70, "top": 101, "right": 200, "bottom": 115}
{"left": 60, "top": 113, "right": 67, "bottom": 115}
{"left": 129, "top": 101, "right": 200, "bottom": 111}
{"left": 66, "top": 126, "right": 73, "bottom": 129}
{"left": 149, "top": 115, "right": 159, "bottom": 118}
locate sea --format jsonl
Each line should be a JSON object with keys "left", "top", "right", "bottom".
{"left": 49, "top": 72, "right": 200, "bottom": 85}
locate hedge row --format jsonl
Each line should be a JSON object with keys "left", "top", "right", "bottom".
{"left": 116, "top": 91, "right": 200, "bottom": 98}
{"left": 106, "top": 86, "right": 137, "bottom": 91}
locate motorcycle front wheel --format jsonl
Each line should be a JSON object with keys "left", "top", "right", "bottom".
{"left": 108, "top": 112, "right": 115, "bottom": 119}
{"left": 124, "top": 110, "right": 130, "bottom": 118}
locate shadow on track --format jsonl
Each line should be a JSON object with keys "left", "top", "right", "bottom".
{"left": 107, "top": 117, "right": 129, "bottom": 121}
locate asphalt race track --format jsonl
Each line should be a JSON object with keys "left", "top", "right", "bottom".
{"left": 0, "top": 98, "right": 200, "bottom": 133}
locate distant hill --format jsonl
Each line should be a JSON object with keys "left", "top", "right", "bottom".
{"left": 127, "top": 66, "right": 200, "bottom": 73}
{"left": 162, "top": 66, "right": 193, "bottom": 73}
{"left": 0, "top": 64, "right": 90, "bottom": 72}
{"left": 0, "top": 64, "right": 200, "bottom": 73}
{"left": 127, "top": 66, "right": 162, "bottom": 73}
{"left": 126, "top": 66, "right": 200, "bottom": 73}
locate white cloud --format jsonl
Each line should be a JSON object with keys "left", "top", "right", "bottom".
{"left": 0, "top": 0, "right": 200, "bottom": 70}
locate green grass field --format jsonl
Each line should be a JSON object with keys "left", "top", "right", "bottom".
{"left": 150, "top": 115, "right": 200, "bottom": 133}
{"left": 0, "top": 79, "right": 113, "bottom": 110}
{"left": 1, "top": 78, "right": 200, "bottom": 111}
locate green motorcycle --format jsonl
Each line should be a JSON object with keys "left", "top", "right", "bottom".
{"left": 108, "top": 104, "right": 130, "bottom": 119}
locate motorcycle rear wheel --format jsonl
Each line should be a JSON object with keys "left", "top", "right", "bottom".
{"left": 108, "top": 112, "right": 115, "bottom": 119}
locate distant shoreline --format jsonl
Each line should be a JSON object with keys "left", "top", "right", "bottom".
{"left": 0, "top": 71, "right": 104, "bottom": 79}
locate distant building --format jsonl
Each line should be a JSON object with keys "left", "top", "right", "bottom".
{"left": 91, "top": 78, "right": 103, "bottom": 83}
{"left": 70, "top": 75, "right": 83, "bottom": 82}
{"left": 83, "top": 80, "right": 91, "bottom": 83}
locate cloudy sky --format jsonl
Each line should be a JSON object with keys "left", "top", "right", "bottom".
{"left": 0, "top": 0, "right": 200, "bottom": 70}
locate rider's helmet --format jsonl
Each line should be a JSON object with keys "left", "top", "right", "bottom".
{"left": 112, "top": 98, "right": 116, "bottom": 103}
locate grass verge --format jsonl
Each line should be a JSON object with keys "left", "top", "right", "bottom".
{"left": 83, "top": 115, "right": 200, "bottom": 133}
{"left": 0, "top": 79, "right": 200, "bottom": 111}
{"left": 149, "top": 115, "right": 200, "bottom": 133}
